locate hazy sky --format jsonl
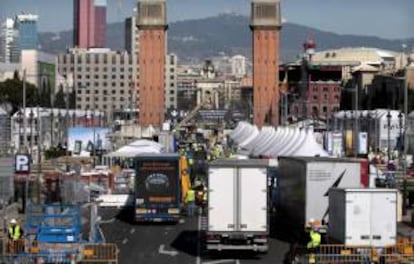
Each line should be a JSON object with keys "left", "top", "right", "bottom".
{"left": 0, "top": 0, "right": 413, "bottom": 39}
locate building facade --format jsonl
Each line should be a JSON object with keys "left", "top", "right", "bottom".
{"left": 230, "top": 55, "right": 247, "bottom": 78}
{"left": 250, "top": 0, "right": 282, "bottom": 127}
{"left": 57, "top": 48, "right": 135, "bottom": 117}
{"left": 74, "top": 0, "right": 95, "bottom": 48}
{"left": 0, "top": 18, "right": 17, "bottom": 63}
{"left": 14, "top": 13, "right": 39, "bottom": 50}
{"left": 165, "top": 53, "right": 178, "bottom": 110}
{"left": 136, "top": 0, "right": 167, "bottom": 127}
{"left": 94, "top": 0, "right": 107, "bottom": 48}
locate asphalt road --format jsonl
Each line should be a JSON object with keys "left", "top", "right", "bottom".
{"left": 99, "top": 207, "right": 290, "bottom": 264}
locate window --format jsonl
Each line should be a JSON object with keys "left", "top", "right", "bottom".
{"left": 313, "top": 87, "right": 318, "bottom": 92}
{"left": 323, "top": 87, "right": 328, "bottom": 92}
{"left": 95, "top": 90, "right": 99, "bottom": 94}
{"left": 324, "top": 94, "right": 328, "bottom": 100}
{"left": 313, "top": 95, "right": 317, "bottom": 101}
{"left": 77, "top": 67, "right": 82, "bottom": 71}
{"left": 103, "top": 82, "right": 107, "bottom": 87}
{"left": 103, "top": 90, "right": 108, "bottom": 95}
{"left": 77, "top": 89, "right": 82, "bottom": 94}
{"left": 120, "top": 90, "right": 124, "bottom": 94}
{"left": 86, "top": 97, "right": 90, "bottom": 102}
{"left": 112, "top": 90, "right": 116, "bottom": 94}
{"left": 85, "top": 90, "right": 90, "bottom": 94}
{"left": 323, "top": 106, "right": 327, "bottom": 113}
{"left": 94, "top": 82, "right": 99, "bottom": 87}
{"left": 103, "top": 97, "right": 107, "bottom": 101}
{"left": 86, "top": 104, "right": 90, "bottom": 109}
{"left": 95, "top": 55, "right": 99, "bottom": 64}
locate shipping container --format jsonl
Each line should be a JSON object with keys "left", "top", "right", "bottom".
{"left": 206, "top": 159, "right": 269, "bottom": 252}
{"left": 329, "top": 188, "right": 397, "bottom": 247}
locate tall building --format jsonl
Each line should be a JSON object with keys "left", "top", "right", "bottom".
{"left": 94, "top": 0, "right": 107, "bottom": 48}
{"left": 125, "top": 15, "right": 139, "bottom": 56}
{"left": 0, "top": 18, "right": 16, "bottom": 63}
{"left": 136, "top": 0, "right": 167, "bottom": 127}
{"left": 250, "top": 0, "right": 282, "bottom": 127}
{"left": 230, "top": 55, "right": 247, "bottom": 77}
{"left": 165, "top": 53, "right": 178, "bottom": 110}
{"left": 14, "top": 13, "right": 39, "bottom": 50}
{"left": 58, "top": 48, "right": 135, "bottom": 117}
{"left": 74, "top": 0, "right": 95, "bottom": 48}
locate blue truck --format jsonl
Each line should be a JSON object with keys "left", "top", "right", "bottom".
{"left": 134, "top": 154, "right": 181, "bottom": 222}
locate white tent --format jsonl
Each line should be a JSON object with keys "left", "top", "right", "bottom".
{"left": 105, "top": 140, "right": 164, "bottom": 158}
{"left": 289, "top": 130, "right": 329, "bottom": 157}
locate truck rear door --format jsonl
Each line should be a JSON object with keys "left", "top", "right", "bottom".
{"left": 346, "top": 192, "right": 371, "bottom": 246}
{"left": 370, "top": 192, "right": 396, "bottom": 247}
{"left": 208, "top": 167, "right": 236, "bottom": 232}
{"left": 239, "top": 167, "right": 267, "bottom": 232}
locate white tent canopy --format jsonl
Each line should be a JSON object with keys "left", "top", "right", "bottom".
{"left": 105, "top": 139, "right": 164, "bottom": 158}
{"left": 231, "top": 122, "right": 329, "bottom": 158}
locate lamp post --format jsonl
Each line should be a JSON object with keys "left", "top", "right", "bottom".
{"left": 386, "top": 110, "right": 392, "bottom": 163}
{"left": 398, "top": 111, "right": 407, "bottom": 214}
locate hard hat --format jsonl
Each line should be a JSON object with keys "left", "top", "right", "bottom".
{"left": 10, "top": 218, "right": 17, "bottom": 224}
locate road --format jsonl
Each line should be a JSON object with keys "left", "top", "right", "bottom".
{"left": 99, "top": 207, "right": 290, "bottom": 264}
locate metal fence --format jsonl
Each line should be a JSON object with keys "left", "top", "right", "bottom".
{"left": 297, "top": 242, "right": 414, "bottom": 264}
{"left": 0, "top": 238, "right": 118, "bottom": 264}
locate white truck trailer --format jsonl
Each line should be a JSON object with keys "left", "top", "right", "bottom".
{"left": 206, "top": 159, "right": 269, "bottom": 252}
{"left": 329, "top": 188, "right": 397, "bottom": 247}
{"left": 276, "top": 157, "right": 364, "bottom": 239}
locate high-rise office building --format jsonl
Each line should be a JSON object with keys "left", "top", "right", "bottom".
{"left": 0, "top": 18, "right": 16, "bottom": 63}
{"left": 74, "top": 0, "right": 95, "bottom": 48}
{"left": 14, "top": 13, "right": 39, "bottom": 50}
{"left": 250, "top": 0, "right": 282, "bottom": 127}
{"left": 94, "top": 0, "right": 107, "bottom": 48}
{"left": 136, "top": 0, "right": 167, "bottom": 127}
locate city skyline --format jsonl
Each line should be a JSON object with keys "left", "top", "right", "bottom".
{"left": 0, "top": 0, "right": 412, "bottom": 40}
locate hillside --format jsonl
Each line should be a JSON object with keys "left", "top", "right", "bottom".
{"left": 39, "top": 13, "right": 414, "bottom": 63}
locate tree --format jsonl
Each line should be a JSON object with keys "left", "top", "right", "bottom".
{"left": 0, "top": 78, "right": 39, "bottom": 114}
{"left": 54, "top": 87, "right": 66, "bottom": 108}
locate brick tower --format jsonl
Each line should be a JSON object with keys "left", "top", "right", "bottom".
{"left": 136, "top": 0, "right": 167, "bottom": 127}
{"left": 250, "top": 0, "right": 282, "bottom": 127}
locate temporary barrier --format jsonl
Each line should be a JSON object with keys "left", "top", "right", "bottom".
{"left": 0, "top": 238, "right": 118, "bottom": 263}
{"left": 296, "top": 242, "right": 414, "bottom": 264}
{"left": 77, "top": 243, "right": 119, "bottom": 263}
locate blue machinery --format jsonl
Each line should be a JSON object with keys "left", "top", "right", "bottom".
{"left": 1, "top": 204, "right": 118, "bottom": 263}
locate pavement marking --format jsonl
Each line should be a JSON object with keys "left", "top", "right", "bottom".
{"left": 196, "top": 215, "right": 202, "bottom": 264}
{"left": 99, "top": 217, "right": 116, "bottom": 224}
{"left": 122, "top": 238, "right": 128, "bottom": 245}
{"left": 130, "top": 228, "right": 135, "bottom": 234}
{"left": 158, "top": 244, "right": 179, "bottom": 257}
{"left": 202, "top": 260, "right": 238, "bottom": 264}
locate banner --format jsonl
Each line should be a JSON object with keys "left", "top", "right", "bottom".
{"left": 67, "top": 127, "right": 110, "bottom": 156}
{"left": 332, "top": 132, "right": 343, "bottom": 157}
{"left": 358, "top": 132, "right": 368, "bottom": 155}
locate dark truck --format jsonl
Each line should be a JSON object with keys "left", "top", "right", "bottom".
{"left": 134, "top": 154, "right": 181, "bottom": 222}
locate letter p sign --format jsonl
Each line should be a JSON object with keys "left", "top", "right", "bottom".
{"left": 15, "top": 154, "right": 30, "bottom": 173}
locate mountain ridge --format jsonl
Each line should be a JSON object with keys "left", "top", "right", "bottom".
{"left": 39, "top": 14, "right": 414, "bottom": 63}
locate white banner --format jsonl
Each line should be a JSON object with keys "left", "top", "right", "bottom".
{"left": 358, "top": 132, "right": 368, "bottom": 155}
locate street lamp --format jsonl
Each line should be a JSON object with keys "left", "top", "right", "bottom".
{"left": 386, "top": 110, "right": 392, "bottom": 163}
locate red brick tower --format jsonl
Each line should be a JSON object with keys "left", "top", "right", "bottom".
{"left": 136, "top": 0, "right": 167, "bottom": 127}
{"left": 250, "top": 0, "right": 282, "bottom": 127}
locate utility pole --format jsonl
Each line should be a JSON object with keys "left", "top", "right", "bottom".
{"left": 22, "top": 69, "right": 27, "bottom": 152}
{"left": 354, "top": 84, "right": 359, "bottom": 157}
{"left": 403, "top": 44, "right": 409, "bottom": 215}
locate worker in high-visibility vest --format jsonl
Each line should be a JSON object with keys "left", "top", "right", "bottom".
{"left": 7, "top": 218, "right": 24, "bottom": 254}
{"left": 306, "top": 219, "right": 321, "bottom": 264}
{"left": 185, "top": 188, "right": 196, "bottom": 217}
{"left": 8, "top": 219, "right": 22, "bottom": 241}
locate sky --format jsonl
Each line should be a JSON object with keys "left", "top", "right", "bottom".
{"left": 0, "top": 0, "right": 413, "bottom": 39}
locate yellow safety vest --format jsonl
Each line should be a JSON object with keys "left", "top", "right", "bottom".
{"left": 8, "top": 225, "right": 21, "bottom": 241}
{"left": 307, "top": 230, "right": 321, "bottom": 249}
{"left": 186, "top": 190, "right": 195, "bottom": 203}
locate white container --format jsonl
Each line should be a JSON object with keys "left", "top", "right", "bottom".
{"left": 329, "top": 188, "right": 397, "bottom": 247}
{"left": 207, "top": 159, "right": 268, "bottom": 252}
{"left": 277, "top": 157, "right": 363, "bottom": 236}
